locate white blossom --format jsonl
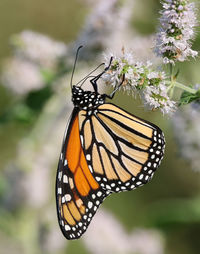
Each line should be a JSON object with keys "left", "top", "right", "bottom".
{"left": 141, "top": 83, "right": 177, "bottom": 115}
{"left": 11, "top": 30, "right": 67, "bottom": 69}
{"left": 102, "top": 51, "right": 176, "bottom": 114}
{"left": 1, "top": 58, "right": 43, "bottom": 95}
{"left": 74, "top": 0, "right": 135, "bottom": 60}
{"left": 83, "top": 209, "right": 165, "bottom": 254}
{"left": 172, "top": 85, "right": 200, "bottom": 171}
{"left": 155, "top": 0, "right": 198, "bottom": 64}
{"left": 1, "top": 31, "right": 68, "bottom": 95}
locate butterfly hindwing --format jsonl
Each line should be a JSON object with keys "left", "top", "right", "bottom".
{"left": 79, "top": 103, "right": 165, "bottom": 193}
{"left": 56, "top": 108, "right": 108, "bottom": 240}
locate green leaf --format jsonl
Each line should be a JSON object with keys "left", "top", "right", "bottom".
{"left": 25, "top": 85, "right": 53, "bottom": 111}
{"left": 179, "top": 89, "right": 200, "bottom": 106}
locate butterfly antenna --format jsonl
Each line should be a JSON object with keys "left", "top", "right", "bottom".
{"left": 77, "top": 63, "right": 105, "bottom": 87}
{"left": 70, "top": 45, "right": 83, "bottom": 89}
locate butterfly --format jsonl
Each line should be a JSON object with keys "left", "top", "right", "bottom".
{"left": 56, "top": 46, "right": 165, "bottom": 240}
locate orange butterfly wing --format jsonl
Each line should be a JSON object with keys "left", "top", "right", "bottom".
{"left": 56, "top": 109, "right": 107, "bottom": 240}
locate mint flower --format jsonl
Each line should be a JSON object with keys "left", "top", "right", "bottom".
{"left": 141, "top": 84, "right": 176, "bottom": 114}
{"left": 155, "top": 0, "right": 198, "bottom": 64}
{"left": 1, "top": 58, "right": 43, "bottom": 95}
{"left": 102, "top": 51, "right": 176, "bottom": 115}
{"left": 172, "top": 85, "right": 200, "bottom": 171}
{"left": 11, "top": 30, "right": 67, "bottom": 69}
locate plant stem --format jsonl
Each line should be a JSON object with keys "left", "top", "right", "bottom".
{"left": 168, "top": 63, "right": 174, "bottom": 98}
{"left": 169, "top": 63, "right": 173, "bottom": 79}
{"left": 174, "top": 82, "right": 196, "bottom": 94}
{"left": 166, "top": 63, "right": 196, "bottom": 96}
{"left": 165, "top": 81, "right": 196, "bottom": 94}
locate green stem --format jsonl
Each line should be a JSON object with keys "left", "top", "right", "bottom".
{"left": 169, "top": 63, "right": 173, "bottom": 79}
{"left": 169, "top": 64, "right": 174, "bottom": 98}
{"left": 165, "top": 81, "right": 196, "bottom": 94}
{"left": 174, "top": 82, "right": 196, "bottom": 94}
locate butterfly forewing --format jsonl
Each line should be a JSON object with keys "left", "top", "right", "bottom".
{"left": 56, "top": 109, "right": 108, "bottom": 240}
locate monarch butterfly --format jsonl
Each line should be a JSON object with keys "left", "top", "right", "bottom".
{"left": 56, "top": 46, "right": 165, "bottom": 240}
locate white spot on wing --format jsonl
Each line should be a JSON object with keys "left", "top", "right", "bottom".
{"left": 58, "top": 171, "right": 62, "bottom": 181}
{"left": 60, "top": 153, "right": 63, "bottom": 161}
{"left": 63, "top": 175, "right": 68, "bottom": 183}
{"left": 88, "top": 201, "right": 93, "bottom": 209}
{"left": 86, "top": 154, "right": 91, "bottom": 161}
{"left": 80, "top": 135, "right": 84, "bottom": 145}
{"left": 65, "top": 225, "right": 70, "bottom": 231}
{"left": 97, "top": 191, "right": 102, "bottom": 197}
{"left": 89, "top": 165, "right": 93, "bottom": 173}
{"left": 65, "top": 194, "right": 71, "bottom": 201}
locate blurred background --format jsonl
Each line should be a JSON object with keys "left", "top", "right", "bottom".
{"left": 0, "top": 0, "right": 200, "bottom": 254}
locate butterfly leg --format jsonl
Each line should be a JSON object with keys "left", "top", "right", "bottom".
{"left": 106, "top": 74, "right": 125, "bottom": 99}
{"left": 90, "top": 57, "right": 113, "bottom": 93}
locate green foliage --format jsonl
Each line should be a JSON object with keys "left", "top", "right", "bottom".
{"left": 0, "top": 85, "right": 53, "bottom": 124}
{"left": 40, "top": 69, "right": 56, "bottom": 84}
{"left": 25, "top": 85, "right": 53, "bottom": 111}
{"left": 179, "top": 89, "right": 200, "bottom": 106}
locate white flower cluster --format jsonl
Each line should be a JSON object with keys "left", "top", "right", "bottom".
{"left": 102, "top": 52, "right": 176, "bottom": 114}
{"left": 1, "top": 58, "right": 43, "bottom": 95}
{"left": 1, "top": 30, "right": 68, "bottom": 95}
{"left": 172, "top": 85, "right": 200, "bottom": 171}
{"left": 84, "top": 209, "right": 164, "bottom": 254}
{"left": 141, "top": 83, "right": 177, "bottom": 115}
{"left": 75, "top": 0, "right": 134, "bottom": 60}
{"left": 11, "top": 30, "right": 68, "bottom": 69}
{"left": 155, "top": 0, "right": 198, "bottom": 64}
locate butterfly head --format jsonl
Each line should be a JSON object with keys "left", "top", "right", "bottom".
{"left": 72, "top": 85, "right": 106, "bottom": 110}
